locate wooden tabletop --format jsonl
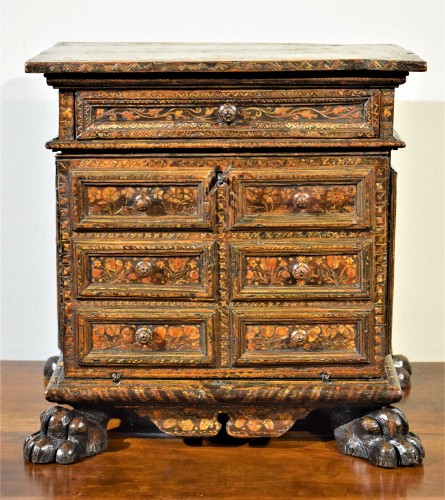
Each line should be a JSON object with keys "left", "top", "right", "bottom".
{"left": 1, "top": 361, "right": 444, "bottom": 499}
{"left": 25, "top": 42, "right": 427, "bottom": 73}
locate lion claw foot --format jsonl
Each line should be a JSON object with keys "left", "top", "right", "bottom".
{"left": 393, "top": 354, "right": 412, "bottom": 390}
{"left": 24, "top": 406, "right": 109, "bottom": 464}
{"left": 334, "top": 406, "right": 424, "bottom": 468}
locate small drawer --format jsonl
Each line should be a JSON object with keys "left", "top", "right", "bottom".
{"left": 74, "top": 239, "right": 216, "bottom": 300}
{"left": 232, "top": 306, "right": 373, "bottom": 368}
{"left": 75, "top": 88, "right": 380, "bottom": 141}
{"left": 69, "top": 159, "right": 217, "bottom": 231}
{"left": 230, "top": 239, "right": 372, "bottom": 300}
{"left": 228, "top": 157, "right": 374, "bottom": 230}
{"left": 77, "top": 306, "right": 215, "bottom": 367}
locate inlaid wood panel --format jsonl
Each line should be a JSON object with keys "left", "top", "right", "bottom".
{"left": 230, "top": 239, "right": 373, "bottom": 300}
{"left": 74, "top": 239, "right": 216, "bottom": 299}
{"left": 74, "top": 89, "right": 380, "bottom": 140}
{"left": 69, "top": 160, "right": 217, "bottom": 230}
{"left": 77, "top": 306, "right": 215, "bottom": 367}
{"left": 232, "top": 306, "right": 373, "bottom": 368}
{"left": 229, "top": 159, "right": 374, "bottom": 229}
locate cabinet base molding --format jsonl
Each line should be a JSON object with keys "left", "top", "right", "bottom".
{"left": 23, "top": 354, "right": 424, "bottom": 467}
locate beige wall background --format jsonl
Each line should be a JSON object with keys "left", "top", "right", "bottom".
{"left": 1, "top": 0, "right": 444, "bottom": 361}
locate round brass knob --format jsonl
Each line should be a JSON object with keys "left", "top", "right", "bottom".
{"left": 133, "top": 194, "right": 153, "bottom": 212}
{"left": 218, "top": 104, "right": 238, "bottom": 125}
{"left": 135, "top": 261, "right": 153, "bottom": 278}
{"left": 291, "top": 263, "right": 311, "bottom": 280}
{"left": 289, "top": 328, "right": 308, "bottom": 347}
{"left": 135, "top": 327, "right": 153, "bottom": 344}
{"left": 293, "top": 192, "right": 310, "bottom": 209}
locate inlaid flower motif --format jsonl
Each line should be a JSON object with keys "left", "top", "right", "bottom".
{"left": 88, "top": 187, "right": 102, "bottom": 203}
{"left": 244, "top": 254, "right": 358, "bottom": 287}
{"left": 90, "top": 256, "right": 201, "bottom": 285}
{"left": 91, "top": 323, "right": 202, "bottom": 352}
{"left": 246, "top": 323, "right": 357, "bottom": 352}
{"left": 87, "top": 185, "right": 198, "bottom": 216}
{"left": 245, "top": 184, "right": 356, "bottom": 215}
{"left": 101, "top": 187, "right": 120, "bottom": 203}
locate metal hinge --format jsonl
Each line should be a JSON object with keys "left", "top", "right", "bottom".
{"left": 209, "top": 163, "right": 232, "bottom": 196}
{"left": 321, "top": 372, "right": 332, "bottom": 384}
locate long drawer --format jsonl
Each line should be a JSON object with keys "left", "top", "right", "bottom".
{"left": 75, "top": 88, "right": 381, "bottom": 140}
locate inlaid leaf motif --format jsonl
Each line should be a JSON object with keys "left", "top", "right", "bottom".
{"left": 242, "top": 104, "right": 363, "bottom": 122}
{"left": 244, "top": 255, "right": 358, "bottom": 287}
{"left": 86, "top": 185, "right": 198, "bottom": 217}
{"left": 245, "top": 185, "right": 356, "bottom": 215}
{"left": 245, "top": 323, "right": 357, "bottom": 352}
{"left": 93, "top": 106, "right": 218, "bottom": 123}
{"left": 90, "top": 256, "right": 201, "bottom": 285}
{"left": 91, "top": 323, "right": 202, "bottom": 351}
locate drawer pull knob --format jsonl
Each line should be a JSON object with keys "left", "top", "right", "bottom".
{"left": 133, "top": 194, "right": 153, "bottom": 211}
{"left": 291, "top": 263, "right": 311, "bottom": 280}
{"left": 289, "top": 328, "right": 308, "bottom": 347}
{"left": 218, "top": 104, "right": 238, "bottom": 125}
{"left": 135, "top": 327, "right": 153, "bottom": 344}
{"left": 293, "top": 192, "right": 310, "bottom": 209}
{"left": 135, "top": 261, "right": 153, "bottom": 277}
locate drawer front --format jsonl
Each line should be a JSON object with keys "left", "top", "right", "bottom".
{"left": 75, "top": 89, "right": 380, "bottom": 140}
{"left": 70, "top": 161, "right": 216, "bottom": 230}
{"left": 230, "top": 239, "right": 372, "bottom": 300}
{"left": 232, "top": 306, "right": 372, "bottom": 367}
{"left": 229, "top": 158, "right": 374, "bottom": 230}
{"left": 77, "top": 307, "right": 215, "bottom": 366}
{"left": 74, "top": 239, "right": 216, "bottom": 299}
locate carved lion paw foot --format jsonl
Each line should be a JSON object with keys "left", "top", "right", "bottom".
{"left": 334, "top": 406, "right": 424, "bottom": 468}
{"left": 24, "top": 406, "right": 108, "bottom": 464}
{"left": 393, "top": 354, "right": 412, "bottom": 390}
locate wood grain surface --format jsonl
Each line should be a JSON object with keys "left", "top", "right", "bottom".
{"left": 1, "top": 361, "right": 443, "bottom": 499}
{"left": 25, "top": 42, "right": 427, "bottom": 73}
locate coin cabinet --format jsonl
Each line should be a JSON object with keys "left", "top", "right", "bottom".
{"left": 24, "top": 43, "right": 426, "bottom": 467}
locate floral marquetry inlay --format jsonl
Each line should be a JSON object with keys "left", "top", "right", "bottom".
{"left": 245, "top": 185, "right": 357, "bottom": 215}
{"left": 245, "top": 323, "right": 357, "bottom": 352}
{"left": 93, "top": 106, "right": 218, "bottom": 124}
{"left": 90, "top": 256, "right": 201, "bottom": 285}
{"left": 86, "top": 185, "right": 199, "bottom": 217}
{"left": 91, "top": 323, "right": 202, "bottom": 352}
{"left": 244, "top": 255, "right": 358, "bottom": 287}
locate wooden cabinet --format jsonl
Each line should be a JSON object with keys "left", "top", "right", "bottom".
{"left": 24, "top": 43, "right": 426, "bottom": 468}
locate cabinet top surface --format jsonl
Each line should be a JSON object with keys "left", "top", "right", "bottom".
{"left": 25, "top": 42, "right": 426, "bottom": 74}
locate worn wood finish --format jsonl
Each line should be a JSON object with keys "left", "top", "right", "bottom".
{"left": 25, "top": 42, "right": 427, "bottom": 73}
{"left": 24, "top": 43, "right": 426, "bottom": 466}
{"left": 2, "top": 362, "right": 444, "bottom": 498}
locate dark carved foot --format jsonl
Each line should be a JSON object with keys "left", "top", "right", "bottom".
{"left": 43, "top": 356, "right": 60, "bottom": 384}
{"left": 24, "top": 406, "right": 109, "bottom": 464}
{"left": 334, "top": 406, "right": 424, "bottom": 468}
{"left": 393, "top": 354, "right": 412, "bottom": 390}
